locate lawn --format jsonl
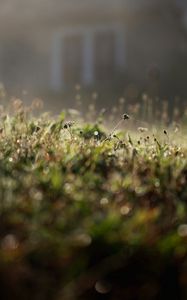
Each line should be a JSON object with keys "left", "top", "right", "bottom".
{"left": 0, "top": 99, "right": 187, "bottom": 299}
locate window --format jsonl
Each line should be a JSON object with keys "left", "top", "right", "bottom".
{"left": 63, "top": 35, "right": 83, "bottom": 85}
{"left": 94, "top": 31, "right": 116, "bottom": 82}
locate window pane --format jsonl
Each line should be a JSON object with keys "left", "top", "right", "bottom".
{"left": 63, "top": 35, "right": 83, "bottom": 85}
{"left": 94, "top": 31, "right": 115, "bottom": 82}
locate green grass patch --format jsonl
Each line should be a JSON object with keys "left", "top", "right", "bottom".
{"left": 0, "top": 105, "right": 186, "bottom": 299}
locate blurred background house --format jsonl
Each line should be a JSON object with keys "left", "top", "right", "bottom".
{"left": 0, "top": 0, "right": 187, "bottom": 107}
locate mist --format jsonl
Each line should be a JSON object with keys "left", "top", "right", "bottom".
{"left": 0, "top": 0, "right": 187, "bottom": 112}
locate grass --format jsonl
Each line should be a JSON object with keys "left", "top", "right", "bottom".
{"left": 0, "top": 99, "right": 187, "bottom": 299}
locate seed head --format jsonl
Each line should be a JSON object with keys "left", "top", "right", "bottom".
{"left": 138, "top": 127, "right": 148, "bottom": 133}
{"left": 100, "top": 108, "right": 106, "bottom": 115}
{"left": 63, "top": 121, "right": 74, "bottom": 129}
{"left": 122, "top": 114, "right": 130, "bottom": 120}
{"left": 113, "top": 134, "right": 120, "bottom": 141}
{"left": 36, "top": 126, "right": 41, "bottom": 132}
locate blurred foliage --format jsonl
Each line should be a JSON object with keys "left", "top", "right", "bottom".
{"left": 0, "top": 99, "right": 186, "bottom": 299}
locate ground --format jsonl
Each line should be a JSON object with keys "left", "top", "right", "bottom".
{"left": 0, "top": 99, "right": 187, "bottom": 299}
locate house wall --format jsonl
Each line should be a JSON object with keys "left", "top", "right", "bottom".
{"left": 0, "top": 0, "right": 187, "bottom": 98}
{"left": 0, "top": 32, "right": 52, "bottom": 92}
{"left": 125, "top": 0, "right": 187, "bottom": 97}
